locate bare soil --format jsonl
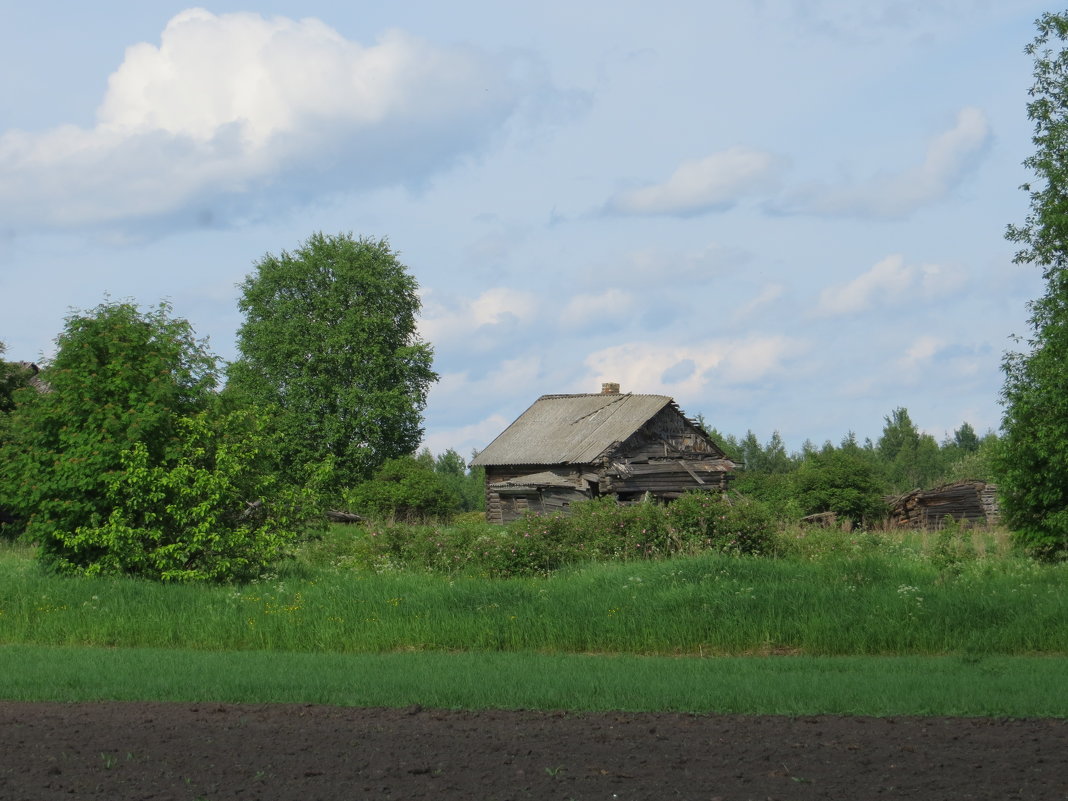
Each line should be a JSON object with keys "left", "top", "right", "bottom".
{"left": 1, "top": 701, "right": 1065, "bottom": 800}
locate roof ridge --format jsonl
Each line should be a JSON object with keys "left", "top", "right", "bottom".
{"left": 537, "top": 392, "right": 672, "bottom": 400}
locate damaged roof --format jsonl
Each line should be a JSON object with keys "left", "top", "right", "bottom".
{"left": 471, "top": 393, "right": 675, "bottom": 467}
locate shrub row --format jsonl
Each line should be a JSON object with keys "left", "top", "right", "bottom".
{"left": 332, "top": 492, "right": 776, "bottom": 577}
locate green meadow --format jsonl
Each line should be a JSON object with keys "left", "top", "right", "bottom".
{"left": 1, "top": 527, "right": 1065, "bottom": 717}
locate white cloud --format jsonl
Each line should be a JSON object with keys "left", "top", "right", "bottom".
{"left": 816, "top": 254, "right": 913, "bottom": 316}
{"left": 771, "top": 107, "right": 990, "bottom": 219}
{"left": 0, "top": 8, "right": 552, "bottom": 231}
{"left": 815, "top": 254, "right": 967, "bottom": 317}
{"left": 897, "top": 335, "right": 944, "bottom": 370}
{"left": 582, "top": 335, "right": 806, "bottom": 402}
{"left": 607, "top": 147, "right": 783, "bottom": 216}
{"left": 419, "top": 287, "right": 540, "bottom": 349}
{"left": 432, "top": 357, "right": 548, "bottom": 405}
{"left": 423, "top": 356, "right": 553, "bottom": 452}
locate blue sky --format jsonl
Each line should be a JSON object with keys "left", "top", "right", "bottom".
{"left": 0, "top": 1, "right": 1053, "bottom": 458}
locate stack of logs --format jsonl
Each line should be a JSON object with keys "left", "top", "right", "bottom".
{"left": 886, "top": 481, "right": 999, "bottom": 529}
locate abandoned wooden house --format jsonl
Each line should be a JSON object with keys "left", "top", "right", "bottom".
{"left": 471, "top": 383, "right": 736, "bottom": 524}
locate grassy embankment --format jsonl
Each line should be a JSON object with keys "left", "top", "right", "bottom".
{"left": 1, "top": 525, "right": 1065, "bottom": 716}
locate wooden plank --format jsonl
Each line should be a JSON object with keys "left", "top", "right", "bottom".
{"left": 678, "top": 460, "right": 705, "bottom": 485}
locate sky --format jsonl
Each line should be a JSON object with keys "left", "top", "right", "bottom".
{"left": 0, "top": 0, "right": 1055, "bottom": 459}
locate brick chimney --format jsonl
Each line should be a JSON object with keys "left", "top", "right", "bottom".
{"left": 601, "top": 382, "right": 620, "bottom": 394}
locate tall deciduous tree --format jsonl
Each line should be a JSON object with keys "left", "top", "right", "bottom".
{"left": 228, "top": 233, "right": 437, "bottom": 499}
{"left": 998, "top": 12, "right": 1068, "bottom": 557}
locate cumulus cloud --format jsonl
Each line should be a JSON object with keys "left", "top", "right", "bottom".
{"left": 770, "top": 107, "right": 990, "bottom": 219}
{"left": 607, "top": 146, "right": 784, "bottom": 217}
{"left": 419, "top": 287, "right": 540, "bottom": 350}
{"left": 815, "top": 254, "right": 967, "bottom": 317}
{"left": 918, "top": 262, "right": 967, "bottom": 298}
{"left": 816, "top": 254, "right": 912, "bottom": 316}
{"left": 0, "top": 8, "right": 559, "bottom": 231}
{"left": 894, "top": 337, "right": 988, "bottom": 382}
{"left": 583, "top": 335, "right": 806, "bottom": 402}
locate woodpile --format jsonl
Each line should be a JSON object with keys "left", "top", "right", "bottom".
{"left": 800, "top": 511, "right": 838, "bottom": 527}
{"left": 325, "top": 509, "right": 363, "bottom": 524}
{"left": 886, "top": 481, "right": 999, "bottom": 529}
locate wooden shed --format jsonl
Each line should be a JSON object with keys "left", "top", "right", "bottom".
{"left": 471, "top": 384, "right": 736, "bottom": 524}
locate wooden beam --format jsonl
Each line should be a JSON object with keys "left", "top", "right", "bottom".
{"left": 678, "top": 460, "right": 705, "bottom": 485}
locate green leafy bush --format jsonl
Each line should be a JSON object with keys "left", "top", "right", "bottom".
{"left": 793, "top": 450, "right": 888, "bottom": 525}
{"left": 345, "top": 457, "right": 460, "bottom": 523}
{"left": 0, "top": 301, "right": 319, "bottom": 580}
{"left": 729, "top": 471, "right": 803, "bottom": 520}
{"left": 2, "top": 301, "right": 214, "bottom": 557}
{"left": 58, "top": 409, "right": 321, "bottom": 581}
{"left": 665, "top": 492, "right": 776, "bottom": 555}
{"left": 490, "top": 513, "right": 578, "bottom": 576}
{"left": 0, "top": 342, "right": 38, "bottom": 539}
{"left": 565, "top": 496, "right": 671, "bottom": 560}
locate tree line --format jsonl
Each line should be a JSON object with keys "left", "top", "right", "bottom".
{"left": 697, "top": 409, "right": 996, "bottom": 527}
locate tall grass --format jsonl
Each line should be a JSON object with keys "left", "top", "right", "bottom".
{"left": 2, "top": 536, "right": 1065, "bottom": 656}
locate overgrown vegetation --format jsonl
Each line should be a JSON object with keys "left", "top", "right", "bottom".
{"left": 698, "top": 407, "right": 998, "bottom": 530}
{"left": 0, "top": 525, "right": 1063, "bottom": 657}
{"left": 998, "top": 11, "right": 1068, "bottom": 559}
{"left": 0, "top": 302, "right": 322, "bottom": 580}
{"left": 344, "top": 456, "right": 461, "bottom": 523}
{"left": 332, "top": 493, "right": 775, "bottom": 578}
{"left": 0, "top": 232, "right": 442, "bottom": 580}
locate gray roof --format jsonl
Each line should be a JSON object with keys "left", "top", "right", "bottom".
{"left": 472, "top": 393, "right": 674, "bottom": 467}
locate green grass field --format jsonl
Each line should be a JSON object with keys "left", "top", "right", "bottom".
{"left": 2, "top": 646, "right": 1064, "bottom": 717}
{"left": 1, "top": 529, "right": 1065, "bottom": 716}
